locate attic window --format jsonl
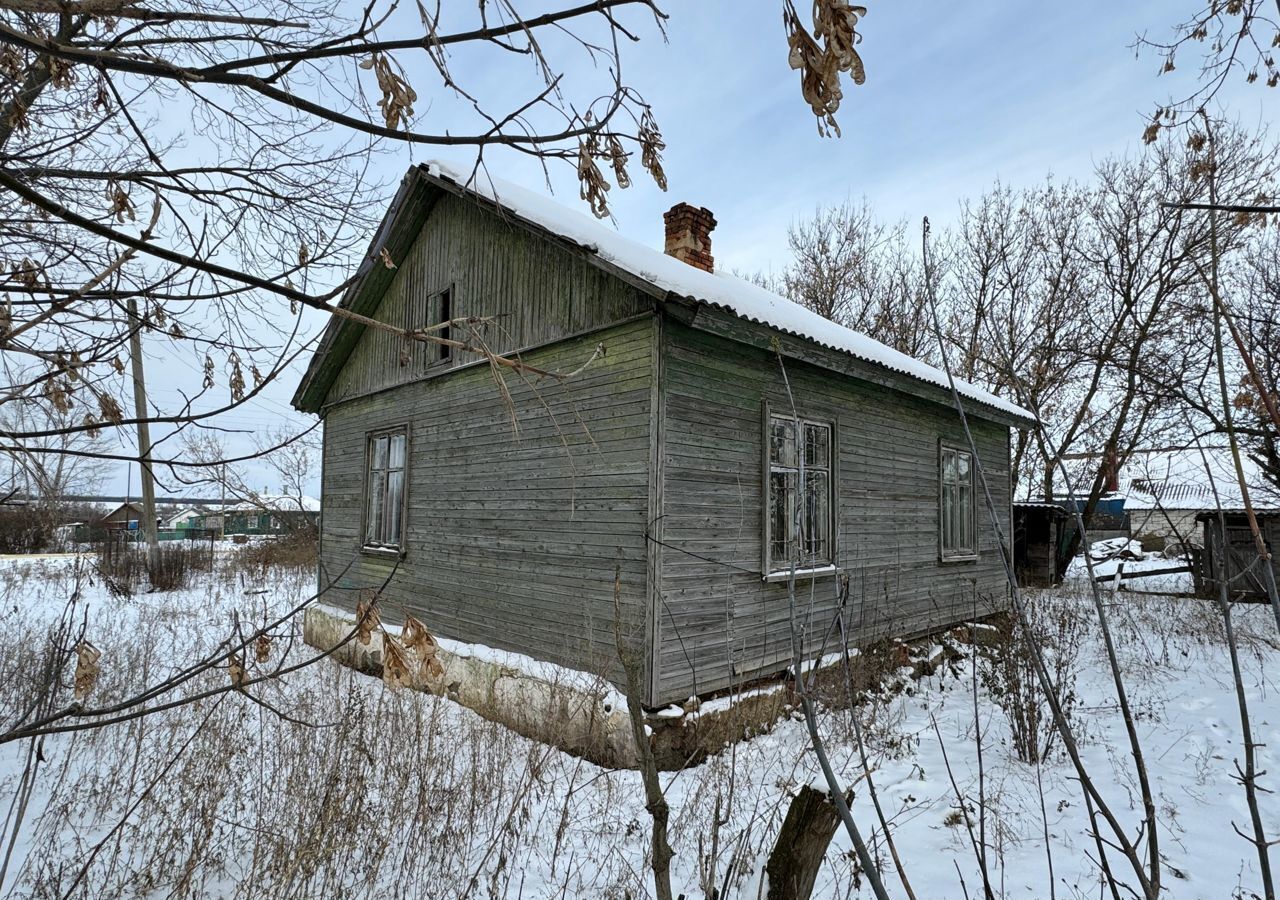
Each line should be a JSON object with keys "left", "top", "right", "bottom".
{"left": 764, "top": 412, "right": 833, "bottom": 576}
{"left": 364, "top": 427, "right": 407, "bottom": 551}
{"left": 438, "top": 287, "right": 452, "bottom": 362}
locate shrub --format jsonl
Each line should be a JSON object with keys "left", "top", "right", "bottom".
{"left": 0, "top": 505, "right": 53, "bottom": 554}
{"left": 96, "top": 538, "right": 212, "bottom": 594}
{"left": 222, "top": 528, "right": 318, "bottom": 579}
{"left": 980, "top": 591, "right": 1086, "bottom": 765}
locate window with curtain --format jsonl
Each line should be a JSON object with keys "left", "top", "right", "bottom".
{"left": 365, "top": 427, "right": 407, "bottom": 550}
{"left": 766, "top": 414, "right": 832, "bottom": 573}
{"left": 940, "top": 445, "right": 976, "bottom": 559}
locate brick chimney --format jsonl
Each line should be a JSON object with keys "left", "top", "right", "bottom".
{"left": 663, "top": 203, "right": 717, "bottom": 273}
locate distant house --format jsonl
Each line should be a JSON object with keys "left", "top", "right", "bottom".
{"left": 291, "top": 162, "right": 1034, "bottom": 706}
{"left": 71, "top": 501, "right": 158, "bottom": 542}
{"left": 99, "top": 502, "right": 149, "bottom": 532}
{"left": 160, "top": 506, "right": 205, "bottom": 532}
{"left": 194, "top": 495, "right": 319, "bottom": 536}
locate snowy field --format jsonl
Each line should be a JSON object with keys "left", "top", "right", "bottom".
{"left": 1, "top": 554, "right": 1277, "bottom": 899}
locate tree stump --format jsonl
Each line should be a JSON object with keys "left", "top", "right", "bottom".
{"left": 765, "top": 785, "right": 847, "bottom": 900}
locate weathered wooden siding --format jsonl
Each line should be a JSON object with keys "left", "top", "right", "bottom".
{"left": 324, "top": 191, "right": 651, "bottom": 406}
{"left": 656, "top": 318, "right": 1013, "bottom": 701}
{"left": 319, "top": 318, "right": 657, "bottom": 695}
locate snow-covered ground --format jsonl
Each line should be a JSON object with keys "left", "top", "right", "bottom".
{"left": 1, "top": 554, "right": 1277, "bottom": 898}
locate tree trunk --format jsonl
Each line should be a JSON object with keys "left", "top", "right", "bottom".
{"left": 766, "top": 786, "right": 847, "bottom": 900}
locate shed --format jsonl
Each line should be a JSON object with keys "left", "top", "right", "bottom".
{"left": 1122, "top": 446, "right": 1273, "bottom": 553}
{"left": 1196, "top": 509, "right": 1280, "bottom": 601}
{"left": 291, "top": 161, "right": 1035, "bottom": 707}
{"left": 1013, "top": 502, "right": 1069, "bottom": 587}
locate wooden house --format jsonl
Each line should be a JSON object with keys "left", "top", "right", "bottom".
{"left": 292, "top": 162, "right": 1035, "bottom": 707}
{"left": 99, "top": 502, "right": 147, "bottom": 532}
{"left": 192, "top": 495, "right": 320, "bottom": 537}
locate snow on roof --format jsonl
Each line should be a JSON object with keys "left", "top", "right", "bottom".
{"left": 1121, "top": 446, "right": 1276, "bottom": 511}
{"left": 424, "top": 160, "right": 1034, "bottom": 423}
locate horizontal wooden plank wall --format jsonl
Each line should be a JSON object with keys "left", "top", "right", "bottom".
{"left": 325, "top": 192, "right": 651, "bottom": 406}
{"left": 656, "top": 319, "right": 1013, "bottom": 702}
{"left": 319, "top": 317, "right": 658, "bottom": 698}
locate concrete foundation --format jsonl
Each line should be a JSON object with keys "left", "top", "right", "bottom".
{"left": 303, "top": 604, "right": 989, "bottom": 770}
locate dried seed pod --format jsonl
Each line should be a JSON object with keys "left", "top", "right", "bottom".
{"left": 577, "top": 137, "right": 612, "bottom": 219}
{"left": 382, "top": 635, "right": 411, "bottom": 689}
{"left": 356, "top": 598, "right": 381, "bottom": 646}
{"left": 403, "top": 614, "right": 445, "bottom": 679}
{"left": 255, "top": 634, "right": 271, "bottom": 664}
{"left": 639, "top": 110, "right": 668, "bottom": 192}
{"left": 74, "top": 641, "right": 101, "bottom": 701}
{"left": 229, "top": 653, "right": 247, "bottom": 688}
{"left": 361, "top": 53, "right": 418, "bottom": 130}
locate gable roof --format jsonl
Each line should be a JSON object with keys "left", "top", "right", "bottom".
{"left": 294, "top": 161, "right": 1035, "bottom": 425}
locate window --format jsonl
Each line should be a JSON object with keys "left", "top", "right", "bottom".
{"left": 940, "top": 445, "right": 976, "bottom": 559}
{"left": 438, "top": 287, "right": 452, "bottom": 362}
{"left": 364, "top": 427, "right": 407, "bottom": 550}
{"left": 766, "top": 413, "right": 832, "bottom": 574}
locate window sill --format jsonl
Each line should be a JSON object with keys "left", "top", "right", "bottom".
{"left": 939, "top": 553, "right": 979, "bottom": 565}
{"left": 360, "top": 545, "right": 403, "bottom": 560}
{"left": 764, "top": 565, "right": 837, "bottom": 583}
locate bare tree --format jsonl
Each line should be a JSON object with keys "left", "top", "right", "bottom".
{"left": 1138, "top": 0, "right": 1280, "bottom": 138}
{"left": 0, "top": 0, "right": 676, "bottom": 490}
{"left": 782, "top": 200, "right": 937, "bottom": 359}
{"left": 0, "top": 399, "right": 108, "bottom": 499}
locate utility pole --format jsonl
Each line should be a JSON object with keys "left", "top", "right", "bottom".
{"left": 126, "top": 298, "right": 159, "bottom": 566}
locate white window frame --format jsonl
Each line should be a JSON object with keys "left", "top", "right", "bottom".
{"left": 939, "top": 443, "right": 978, "bottom": 561}
{"left": 363, "top": 426, "right": 408, "bottom": 554}
{"left": 762, "top": 406, "right": 836, "bottom": 581}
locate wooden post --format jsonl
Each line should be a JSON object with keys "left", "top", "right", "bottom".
{"left": 126, "top": 298, "right": 159, "bottom": 566}
{"left": 765, "top": 785, "right": 848, "bottom": 900}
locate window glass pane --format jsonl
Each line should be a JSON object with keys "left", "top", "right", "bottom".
{"left": 389, "top": 432, "right": 406, "bottom": 470}
{"left": 769, "top": 417, "right": 797, "bottom": 468}
{"left": 804, "top": 424, "right": 829, "bottom": 470}
{"left": 959, "top": 484, "right": 973, "bottom": 552}
{"left": 942, "top": 448, "right": 957, "bottom": 484}
{"left": 956, "top": 450, "right": 971, "bottom": 483}
{"left": 439, "top": 289, "right": 452, "bottom": 362}
{"left": 804, "top": 470, "right": 829, "bottom": 562}
{"left": 367, "top": 474, "right": 384, "bottom": 543}
{"left": 942, "top": 484, "right": 954, "bottom": 553}
{"left": 372, "top": 435, "right": 389, "bottom": 471}
{"left": 386, "top": 470, "right": 404, "bottom": 545}
{"left": 770, "top": 470, "right": 796, "bottom": 562}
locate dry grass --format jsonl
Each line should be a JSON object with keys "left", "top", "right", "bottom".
{"left": 0, "top": 560, "right": 810, "bottom": 898}
{"left": 1, "top": 561, "right": 1276, "bottom": 898}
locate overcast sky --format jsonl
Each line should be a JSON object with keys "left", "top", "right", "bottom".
{"left": 105, "top": 0, "right": 1271, "bottom": 499}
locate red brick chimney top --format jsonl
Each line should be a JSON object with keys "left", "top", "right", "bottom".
{"left": 663, "top": 203, "right": 717, "bottom": 273}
